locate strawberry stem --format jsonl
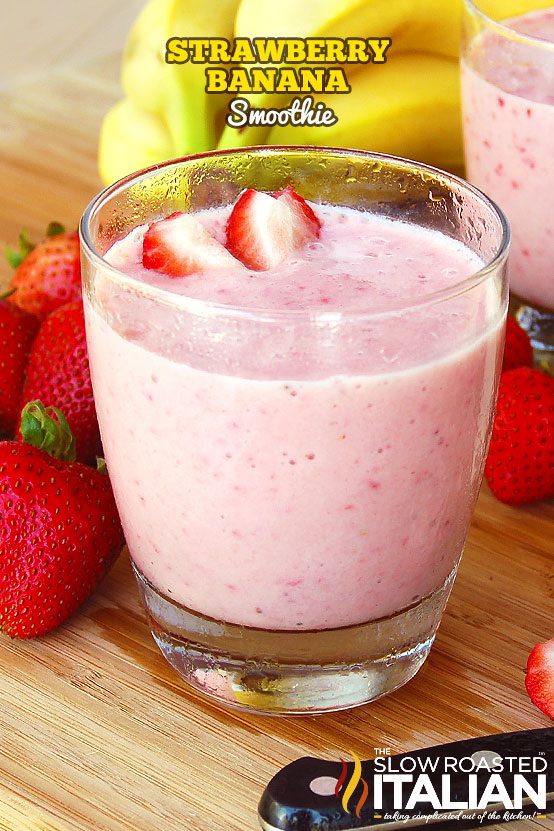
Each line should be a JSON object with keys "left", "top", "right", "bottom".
{"left": 20, "top": 401, "right": 76, "bottom": 463}
{"left": 46, "top": 221, "right": 65, "bottom": 237}
{"left": 5, "top": 230, "right": 35, "bottom": 269}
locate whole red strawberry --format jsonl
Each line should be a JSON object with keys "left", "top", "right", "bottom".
{"left": 485, "top": 367, "right": 554, "bottom": 505}
{"left": 6, "top": 223, "right": 81, "bottom": 320}
{"left": 0, "top": 300, "right": 39, "bottom": 436}
{"left": 502, "top": 315, "right": 533, "bottom": 372}
{"left": 525, "top": 637, "right": 554, "bottom": 720}
{"left": 0, "top": 402, "right": 123, "bottom": 639}
{"left": 20, "top": 300, "right": 101, "bottom": 464}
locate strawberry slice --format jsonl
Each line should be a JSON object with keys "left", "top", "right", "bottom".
{"left": 525, "top": 637, "right": 554, "bottom": 719}
{"left": 226, "top": 187, "right": 321, "bottom": 271}
{"left": 142, "top": 211, "right": 236, "bottom": 277}
{"left": 276, "top": 185, "right": 321, "bottom": 236}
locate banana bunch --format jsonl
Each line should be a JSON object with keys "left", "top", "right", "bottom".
{"left": 100, "top": 0, "right": 466, "bottom": 184}
{"left": 99, "top": 0, "right": 240, "bottom": 183}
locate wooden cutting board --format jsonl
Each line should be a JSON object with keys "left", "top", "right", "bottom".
{"left": 0, "top": 58, "right": 552, "bottom": 831}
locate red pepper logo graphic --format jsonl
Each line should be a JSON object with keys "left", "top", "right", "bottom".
{"left": 335, "top": 752, "right": 369, "bottom": 817}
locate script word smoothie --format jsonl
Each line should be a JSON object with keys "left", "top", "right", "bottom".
{"left": 84, "top": 188, "right": 503, "bottom": 632}
{"left": 462, "top": 6, "right": 554, "bottom": 310}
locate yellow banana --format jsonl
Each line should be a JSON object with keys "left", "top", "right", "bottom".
{"left": 101, "top": 0, "right": 241, "bottom": 183}
{"left": 236, "top": 0, "right": 461, "bottom": 56}
{"left": 98, "top": 99, "right": 175, "bottom": 184}
{"left": 163, "top": 0, "right": 241, "bottom": 155}
{"left": 121, "top": 0, "right": 175, "bottom": 115}
{"left": 266, "top": 54, "right": 463, "bottom": 174}
{"left": 218, "top": 0, "right": 462, "bottom": 148}
{"left": 102, "top": 0, "right": 466, "bottom": 182}
{"left": 477, "top": 0, "right": 553, "bottom": 17}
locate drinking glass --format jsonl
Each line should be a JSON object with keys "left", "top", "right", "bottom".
{"left": 80, "top": 147, "right": 509, "bottom": 714}
{"left": 462, "top": 0, "right": 554, "bottom": 357}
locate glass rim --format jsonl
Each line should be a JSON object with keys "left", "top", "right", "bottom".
{"left": 464, "top": 0, "right": 554, "bottom": 53}
{"left": 79, "top": 146, "right": 510, "bottom": 323}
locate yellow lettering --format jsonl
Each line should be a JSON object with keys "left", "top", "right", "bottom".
{"left": 326, "top": 68, "right": 350, "bottom": 93}
{"left": 209, "top": 38, "right": 231, "bottom": 63}
{"left": 250, "top": 68, "right": 278, "bottom": 92}
{"left": 209, "top": 63, "right": 356, "bottom": 94}
{"left": 298, "top": 68, "right": 325, "bottom": 93}
{"left": 227, "top": 68, "right": 252, "bottom": 92}
{"left": 346, "top": 38, "right": 369, "bottom": 63}
{"left": 205, "top": 68, "right": 228, "bottom": 92}
{"left": 322, "top": 38, "right": 345, "bottom": 63}
{"left": 368, "top": 38, "right": 392, "bottom": 63}
{"left": 165, "top": 37, "right": 188, "bottom": 64}
{"left": 277, "top": 68, "right": 301, "bottom": 92}
{"left": 253, "top": 37, "right": 286, "bottom": 63}
{"left": 285, "top": 39, "right": 306, "bottom": 63}
{"left": 189, "top": 39, "right": 210, "bottom": 62}
{"left": 304, "top": 39, "right": 327, "bottom": 62}
{"left": 232, "top": 38, "right": 256, "bottom": 63}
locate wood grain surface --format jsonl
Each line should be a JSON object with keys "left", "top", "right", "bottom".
{"left": 0, "top": 58, "right": 552, "bottom": 831}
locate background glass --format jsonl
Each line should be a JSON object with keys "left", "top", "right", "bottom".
{"left": 80, "top": 147, "right": 509, "bottom": 714}
{"left": 462, "top": 0, "right": 554, "bottom": 357}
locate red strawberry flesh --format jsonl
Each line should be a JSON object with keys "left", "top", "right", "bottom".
{"left": 143, "top": 211, "right": 236, "bottom": 277}
{"left": 226, "top": 187, "right": 321, "bottom": 271}
{"left": 20, "top": 300, "right": 101, "bottom": 464}
{"left": 276, "top": 185, "right": 322, "bottom": 240}
{"left": 503, "top": 315, "right": 533, "bottom": 372}
{"left": 484, "top": 367, "right": 554, "bottom": 505}
{"left": 0, "top": 301, "right": 39, "bottom": 436}
{"left": 525, "top": 637, "right": 554, "bottom": 719}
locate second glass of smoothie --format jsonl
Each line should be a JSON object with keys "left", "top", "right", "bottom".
{"left": 80, "top": 148, "right": 509, "bottom": 714}
{"left": 462, "top": 0, "right": 554, "bottom": 356}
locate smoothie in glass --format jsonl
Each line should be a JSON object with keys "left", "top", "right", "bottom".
{"left": 87, "top": 205, "right": 500, "bottom": 631}
{"left": 80, "top": 148, "right": 509, "bottom": 713}
{"left": 462, "top": 2, "right": 554, "bottom": 349}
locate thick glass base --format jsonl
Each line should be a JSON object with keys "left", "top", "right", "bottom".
{"left": 133, "top": 565, "right": 456, "bottom": 715}
{"left": 512, "top": 297, "right": 554, "bottom": 368}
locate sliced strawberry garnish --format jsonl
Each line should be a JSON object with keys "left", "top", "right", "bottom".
{"left": 143, "top": 211, "right": 236, "bottom": 277}
{"left": 226, "top": 187, "right": 321, "bottom": 271}
{"left": 276, "top": 185, "right": 321, "bottom": 239}
{"left": 525, "top": 637, "right": 554, "bottom": 719}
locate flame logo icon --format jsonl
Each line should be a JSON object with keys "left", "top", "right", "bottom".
{"left": 335, "top": 752, "right": 369, "bottom": 818}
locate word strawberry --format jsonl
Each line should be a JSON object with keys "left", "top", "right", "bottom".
{"left": 503, "top": 315, "right": 533, "bottom": 372}
{"left": 0, "top": 402, "right": 123, "bottom": 638}
{"left": 20, "top": 301, "right": 101, "bottom": 464}
{"left": 0, "top": 300, "right": 39, "bottom": 436}
{"left": 143, "top": 211, "right": 236, "bottom": 277}
{"left": 525, "top": 637, "right": 554, "bottom": 720}
{"left": 6, "top": 222, "right": 81, "bottom": 320}
{"left": 484, "top": 367, "right": 554, "bottom": 505}
{"left": 226, "top": 186, "right": 321, "bottom": 270}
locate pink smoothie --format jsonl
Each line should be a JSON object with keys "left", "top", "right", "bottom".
{"left": 84, "top": 203, "right": 503, "bottom": 631}
{"left": 462, "top": 7, "right": 554, "bottom": 311}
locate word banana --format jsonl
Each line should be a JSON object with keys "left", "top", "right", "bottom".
{"left": 207, "top": 67, "right": 350, "bottom": 94}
